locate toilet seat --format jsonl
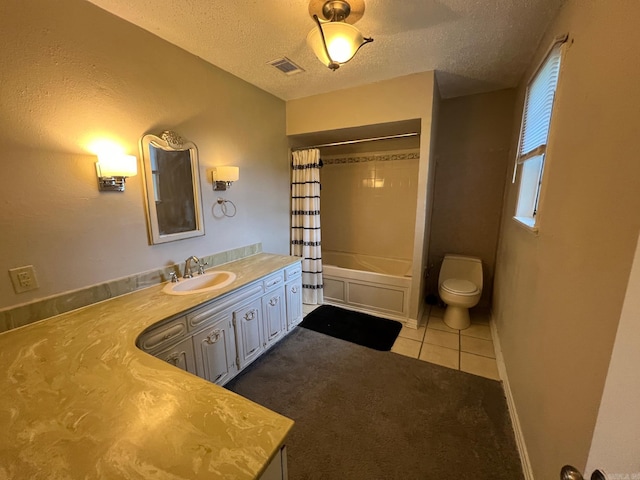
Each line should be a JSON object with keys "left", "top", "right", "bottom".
{"left": 441, "top": 278, "right": 479, "bottom": 296}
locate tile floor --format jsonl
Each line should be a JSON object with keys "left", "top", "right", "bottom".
{"left": 302, "top": 303, "right": 500, "bottom": 381}
{"left": 392, "top": 305, "right": 499, "bottom": 380}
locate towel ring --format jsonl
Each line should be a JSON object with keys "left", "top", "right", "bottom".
{"left": 214, "top": 198, "right": 237, "bottom": 218}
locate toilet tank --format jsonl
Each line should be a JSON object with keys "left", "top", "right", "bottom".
{"left": 439, "top": 254, "right": 483, "bottom": 290}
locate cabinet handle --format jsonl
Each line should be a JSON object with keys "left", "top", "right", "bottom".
{"left": 205, "top": 329, "right": 222, "bottom": 344}
{"left": 244, "top": 309, "right": 257, "bottom": 321}
{"left": 266, "top": 277, "right": 282, "bottom": 287}
{"left": 291, "top": 286, "right": 298, "bottom": 293}
{"left": 269, "top": 296, "right": 279, "bottom": 306}
{"left": 165, "top": 352, "right": 181, "bottom": 365}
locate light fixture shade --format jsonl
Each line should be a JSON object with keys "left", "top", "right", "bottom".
{"left": 97, "top": 154, "right": 138, "bottom": 177}
{"left": 214, "top": 166, "right": 239, "bottom": 182}
{"left": 307, "top": 21, "right": 366, "bottom": 66}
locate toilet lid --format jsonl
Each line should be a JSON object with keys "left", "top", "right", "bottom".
{"left": 441, "top": 278, "right": 479, "bottom": 296}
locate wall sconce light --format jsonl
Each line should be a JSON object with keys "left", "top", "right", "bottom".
{"left": 95, "top": 154, "right": 138, "bottom": 192}
{"left": 307, "top": 0, "right": 373, "bottom": 71}
{"left": 212, "top": 166, "right": 239, "bottom": 191}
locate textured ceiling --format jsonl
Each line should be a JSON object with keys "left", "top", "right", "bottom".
{"left": 85, "top": 0, "right": 565, "bottom": 100}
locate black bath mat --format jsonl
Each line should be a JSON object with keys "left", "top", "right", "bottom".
{"left": 299, "top": 305, "right": 402, "bottom": 351}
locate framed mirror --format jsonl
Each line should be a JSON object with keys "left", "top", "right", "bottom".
{"left": 140, "top": 130, "right": 205, "bottom": 244}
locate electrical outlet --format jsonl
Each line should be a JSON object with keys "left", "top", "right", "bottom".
{"left": 8, "top": 265, "right": 39, "bottom": 294}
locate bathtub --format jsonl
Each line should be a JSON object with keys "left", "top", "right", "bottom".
{"left": 322, "top": 251, "right": 412, "bottom": 321}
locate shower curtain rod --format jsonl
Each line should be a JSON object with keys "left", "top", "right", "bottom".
{"left": 291, "top": 132, "right": 420, "bottom": 151}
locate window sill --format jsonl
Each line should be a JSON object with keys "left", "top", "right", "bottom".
{"left": 513, "top": 216, "right": 539, "bottom": 234}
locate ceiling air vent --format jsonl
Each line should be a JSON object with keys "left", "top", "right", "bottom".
{"left": 268, "top": 57, "right": 305, "bottom": 75}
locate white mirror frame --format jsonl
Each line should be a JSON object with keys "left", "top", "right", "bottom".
{"left": 140, "top": 130, "right": 205, "bottom": 245}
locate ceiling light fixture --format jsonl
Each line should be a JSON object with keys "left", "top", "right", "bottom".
{"left": 307, "top": 0, "right": 373, "bottom": 71}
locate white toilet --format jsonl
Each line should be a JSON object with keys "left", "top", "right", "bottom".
{"left": 438, "top": 254, "right": 483, "bottom": 330}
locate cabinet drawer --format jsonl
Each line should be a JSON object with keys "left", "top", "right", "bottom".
{"left": 285, "top": 262, "right": 302, "bottom": 281}
{"left": 263, "top": 271, "right": 285, "bottom": 291}
{"left": 138, "top": 317, "right": 188, "bottom": 352}
{"left": 155, "top": 336, "right": 197, "bottom": 375}
{"left": 187, "top": 282, "right": 263, "bottom": 330}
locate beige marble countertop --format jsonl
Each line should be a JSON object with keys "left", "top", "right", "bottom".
{"left": 0, "top": 253, "right": 297, "bottom": 479}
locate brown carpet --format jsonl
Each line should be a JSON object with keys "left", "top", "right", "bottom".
{"left": 225, "top": 328, "right": 524, "bottom": 480}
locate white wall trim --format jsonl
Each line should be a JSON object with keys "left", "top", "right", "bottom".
{"left": 490, "top": 311, "right": 535, "bottom": 480}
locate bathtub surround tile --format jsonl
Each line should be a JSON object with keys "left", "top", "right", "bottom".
{"left": 460, "top": 336, "right": 496, "bottom": 359}
{"left": 398, "top": 325, "right": 426, "bottom": 342}
{"left": 391, "top": 337, "right": 421, "bottom": 359}
{"left": 460, "top": 323, "right": 492, "bottom": 340}
{"left": 426, "top": 316, "right": 458, "bottom": 333}
{"left": 460, "top": 352, "right": 500, "bottom": 380}
{"left": 424, "top": 328, "right": 459, "bottom": 349}
{"left": 0, "top": 243, "right": 263, "bottom": 333}
{"left": 419, "top": 343, "right": 459, "bottom": 369}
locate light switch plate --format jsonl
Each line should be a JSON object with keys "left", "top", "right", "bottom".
{"left": 9, "top": 265, "right": 39, "bottom": 294}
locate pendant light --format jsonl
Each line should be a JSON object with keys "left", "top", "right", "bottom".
{"left": 307, "top": 0, "right": 373, "bottom": 71}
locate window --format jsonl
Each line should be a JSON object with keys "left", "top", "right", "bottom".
{"left": 513, "top": 39, "right": 565, "bottom": 229}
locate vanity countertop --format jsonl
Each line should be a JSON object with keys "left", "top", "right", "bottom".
{"left": 0, "top": 253, "right": 298, "bottom": 479}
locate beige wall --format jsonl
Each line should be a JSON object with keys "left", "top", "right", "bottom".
{"left": 586, "top": 231, "right": 640, "bottom": 476}
{"left": 287, "top": 72, "right": 438, "bottom": 323}
{"left": 493, "top": 1, "right": 640, "bottom": 478}
{"left": 320, "top": 151, "right": 419, "bottom": 261}
{"left": 0, "top": 0, "right": 289, "bottom": 310}
{"left": 429, "top": 90, "right": 516, "bottom": 307}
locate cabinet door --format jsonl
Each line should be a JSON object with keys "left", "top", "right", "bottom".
{"left": 192, "top": 315, "right": 238, "bottom": 385}
{"left": 234, "top": 298, "right": 264, "bottom": 369}
{"left": 156, "top": 336, "right": 197, "bottom": 375}
{"left": 262, "top": 286, "right": 286, "bottom": 347}
{"left": 286, "top": 278, "right": 303, "bottom": 330}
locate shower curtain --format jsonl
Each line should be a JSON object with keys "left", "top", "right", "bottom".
{"left": 291, "top": 149, "right": 323, "bottom": 305}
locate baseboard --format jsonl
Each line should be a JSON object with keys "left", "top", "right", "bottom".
{"left": 490, "top": 311, "right": 535, "bottom": 480}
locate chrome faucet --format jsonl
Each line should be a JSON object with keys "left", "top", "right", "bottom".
{"left": 183, "top": 255, "right": 199, "bottom": 279}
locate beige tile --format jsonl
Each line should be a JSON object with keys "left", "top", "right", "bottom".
{"left": 460, "top": 323, "right": 492, "bottom": 340}
{"left": 424, "top": 328, "right": 459, "bottom": 349}
{"left": 419, "top": 344, "right": 459, "bottom": 370}
{"left": 302, "top": 304, "right": 321, "bottom": 316}
{"left": 430, "top": 305, "right": 445, "bottom": 318}
{"left": 398, "top": 325, "right": 426, "bottom": 342}
{"left": 460, "top": 352, "right": 500, "bottom": 380}
{"left": 460, "top": 336, "right": 496, "bottom": 359}
{"left": 427, "top": 316, "right": 458, "bottom": 333}
{"left": 391, "top": 337, "right": 421, "bottom": 359}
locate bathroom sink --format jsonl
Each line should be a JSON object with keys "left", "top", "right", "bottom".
{"left": 163, "top": 271, "right": 236, "bottom": 295}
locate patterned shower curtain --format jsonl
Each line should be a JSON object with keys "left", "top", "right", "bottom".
{"left": 291, "top": 149, "right": 323, "bottom": 305}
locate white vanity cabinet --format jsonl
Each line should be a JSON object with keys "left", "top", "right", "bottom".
{"left": 192, "top": 314, "right": 237, "bottom": 385}
{"left": 138, "top": 260, "right": 302, "bottom": 386}
{"left": 155, "top": 336, "right": 198, "bottom": 374}
{"left": 234, "top": 297, "right": 264, "bottom": 370}
{"left": 284, "top": 264, "right": 303, "bottom": 330}
{"left": 138, "top": 316, "right": 198, "bottom": 375}
{"left": 262, "top": 286, "right": 286, "bottom": 347}
{"left": 262, "top": 270, "right": 287, "bottom": 348}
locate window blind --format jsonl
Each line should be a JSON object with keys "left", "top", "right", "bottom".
{"left": 517, "top": 42, "right": 564, "bottom": 164}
